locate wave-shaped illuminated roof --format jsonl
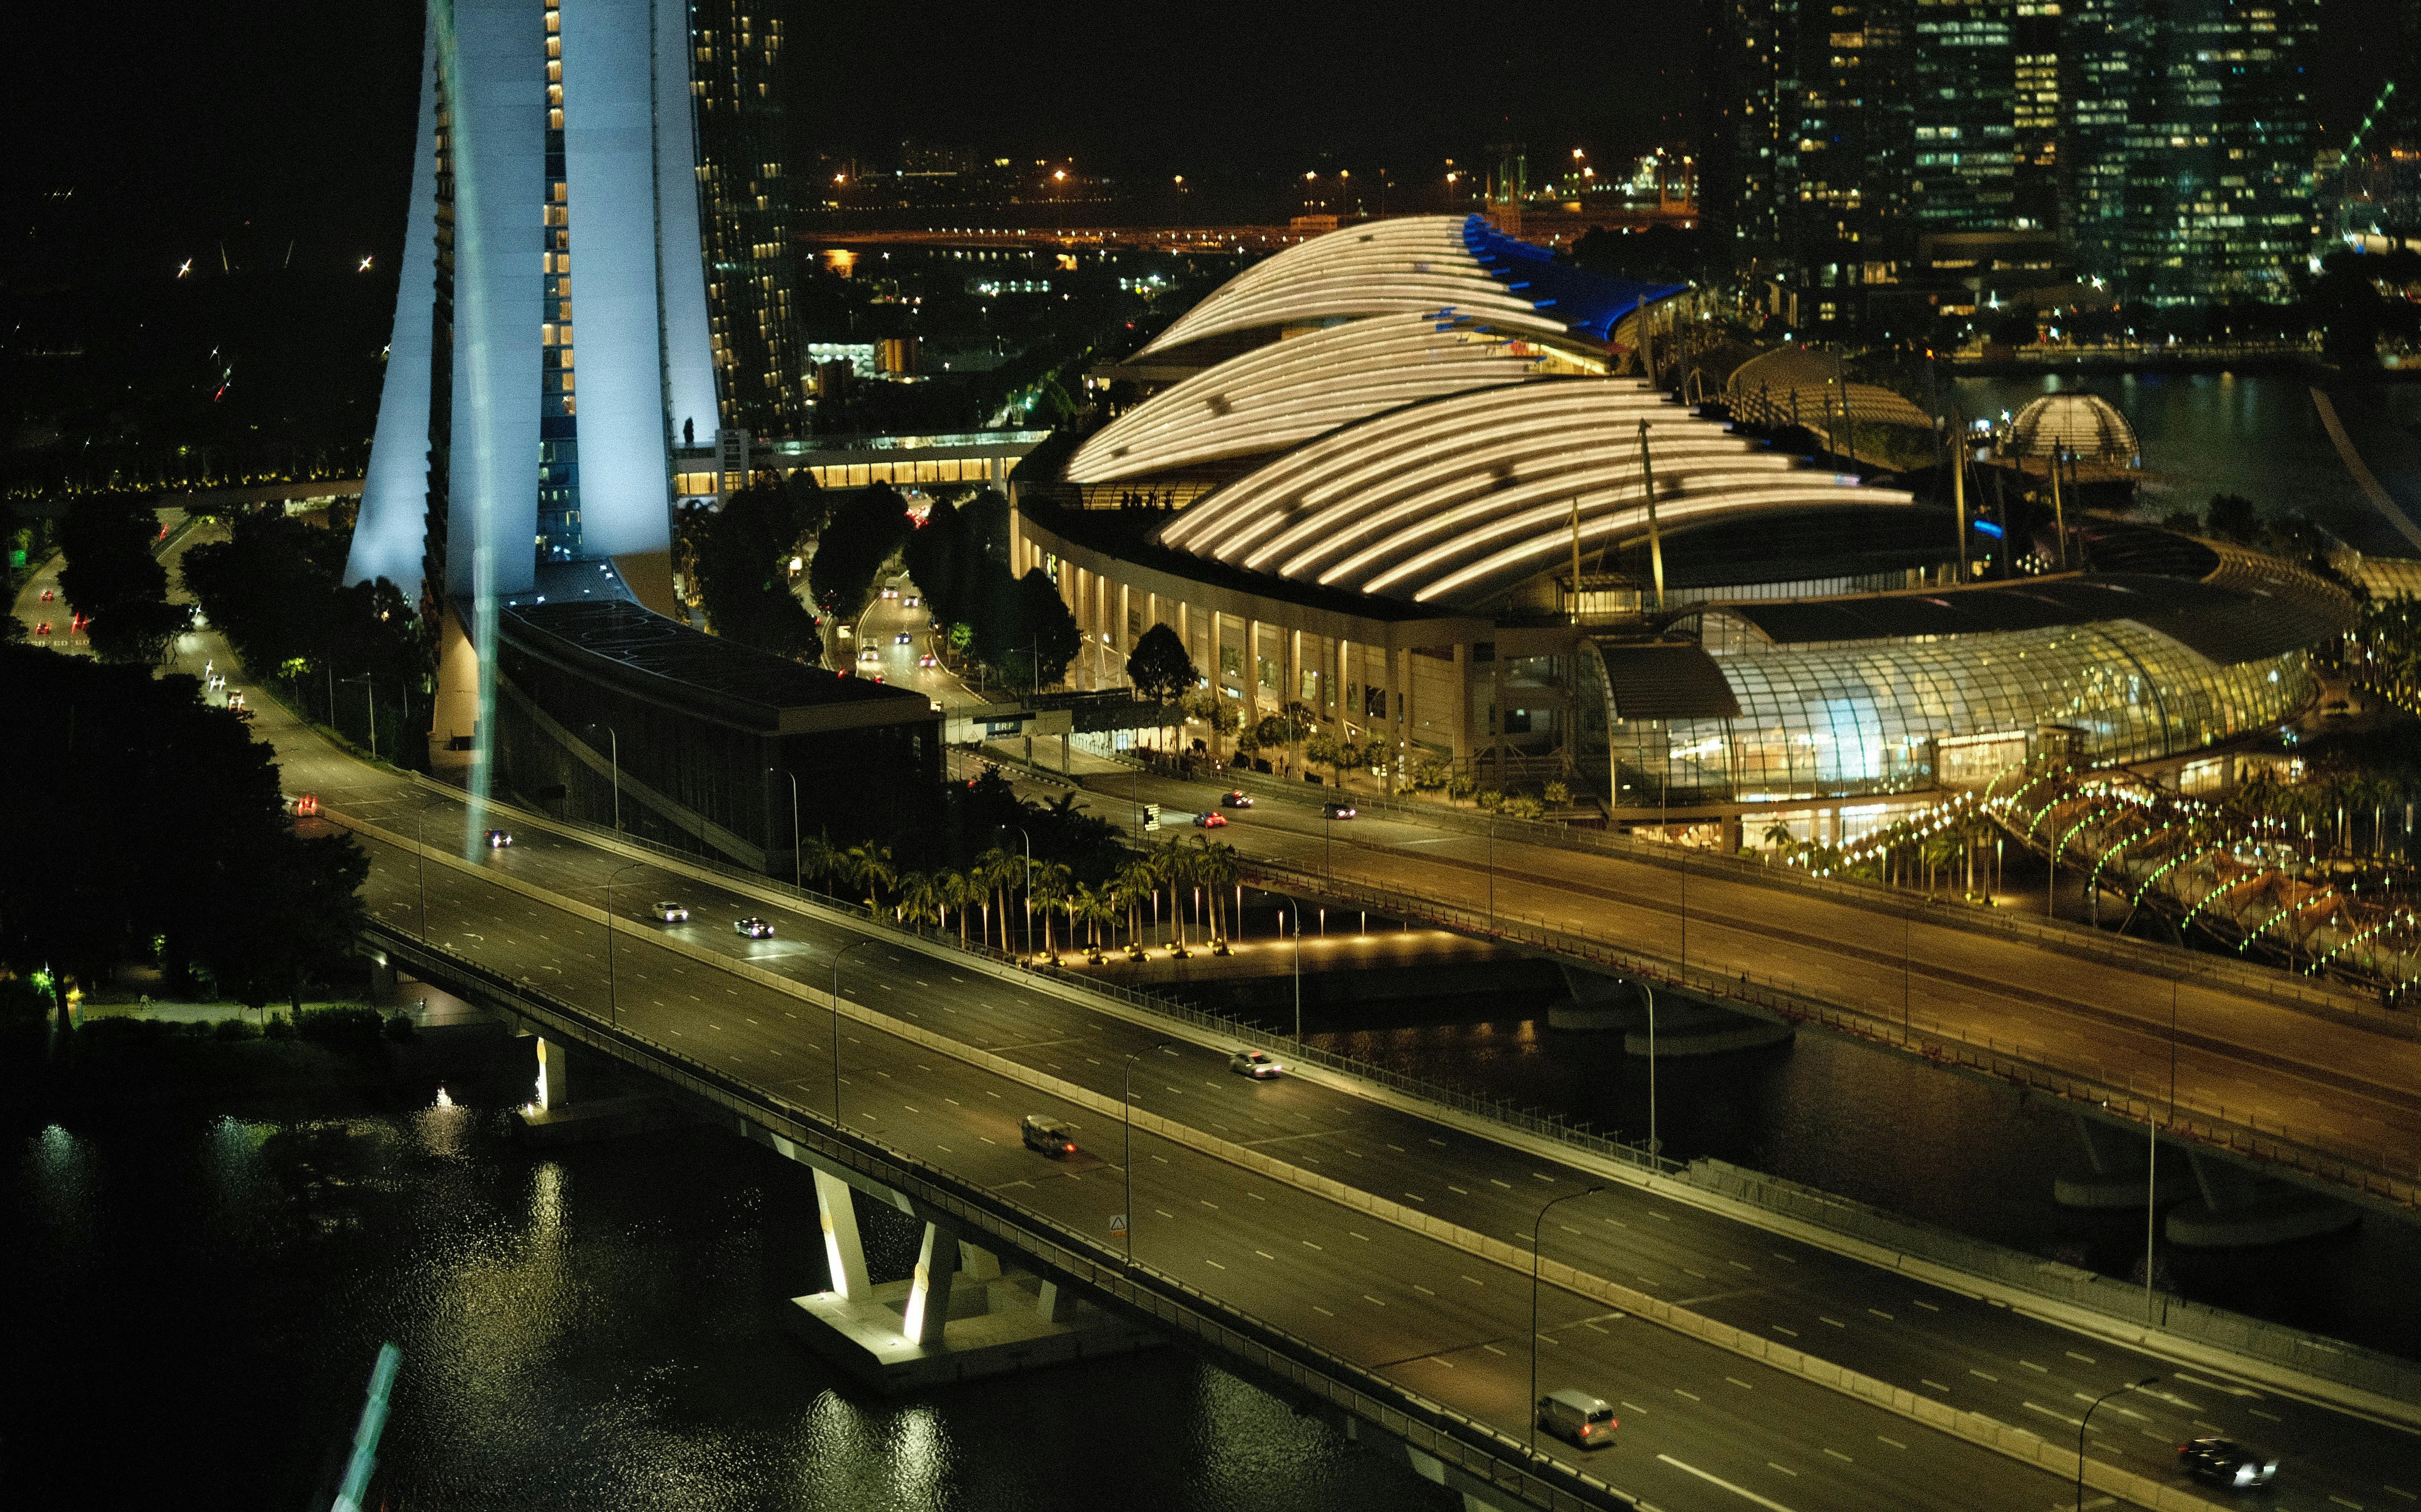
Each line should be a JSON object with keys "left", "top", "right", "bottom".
{"left": 1156, "top": 378, "right": 1910, "bottom": 611}
{"left": 1068, "top": 315, "right": 1565, "bottom": 485}
{"left": 1137, "top": 215, "right": 1683, "bottom": 360}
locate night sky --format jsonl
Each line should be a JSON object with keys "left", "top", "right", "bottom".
{"left": 2, "top": 0, "right": 2406, "bottom": 298}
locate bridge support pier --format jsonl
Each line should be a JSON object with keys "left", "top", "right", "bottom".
{"left": 2166, "top": 1150, "right": 2361, "bottom": 1248}
{"left": 535, "top": 1035, "right": 572, "bottom": 1110}
{"left": 514, "top": 1033, "right": 689, "bottom": 1145}
{"left": 1349, "top": 1422, "right": 1530, "bottom": 1512}
{"left": 2053, "top": 1108, "right": 2191, "bottom": 1209}
{"left": 748, "top": 1126, "right": 1156, "bottom": 1392}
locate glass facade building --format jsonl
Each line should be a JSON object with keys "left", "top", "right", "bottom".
{"left": 1595, "top": 618, "right": 2313, "bottom": 804}
{"left": 692, "top": 0, "right": 806, "bottom": 436}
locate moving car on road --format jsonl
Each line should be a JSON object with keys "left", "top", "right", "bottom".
{"left": 1020, "top": 1114, "right": 1076, "bottom": 1156}
{"left": 484, "top": 829, "right": 513, "bottom": 849}
{"left": 1229, "top": 1049, "right": 1283, "bottom": 1079}
{"left": 2177, "top": 1439, "right": 2276, "bottom": 1489}
{"left": 1220, "top": 790, "right": 1254, "bottom": 808}
{"left": 734, "top": 916, "right": 775, "bottom": 938}
{"left": 1194, "top": 812, "right": 1227, "bottom": 828}
{"left": 917, "top": 653, "right": 938, "bottom": 668}
{"left": 650, "top": 901, "right": 689, "bottom": 923}
{"left": 894, "top": 632, "right": 912, "bottom": 644}
{"left": 1323, "top": 802, "right": 1358, "bottom": 820}
{"left": 1535, "top": 1390, "right": 1617, "bottom": 1449}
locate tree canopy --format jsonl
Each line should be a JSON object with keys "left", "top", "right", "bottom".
{"left": 59, "top": 493, "right": 188, "bottom": 664}
{"left": 0, "top": 646, "right": 369, "bottom": 1011}
{"left": 681, "top": 477, "right": 826, "bottom": 659}
{"left": 1124, "top": 622, "right": 1197, "bottom": 704}
{"left": 808, "top": 483, "right": 915, "bottom": 622}
{"left": 902, "top": 488, "right": 1079, "bottom": 688}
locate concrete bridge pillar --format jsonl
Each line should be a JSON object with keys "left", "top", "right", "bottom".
{"left": 367, "top": 951, "right": 398, "bottom": 1004}
{"left": 535, "top": 1036, "right": 572, "bottom": 1110}
{"left": 814, "top": 1169, "right": 872, "bottom": 1301}
{"left": 903, "top": 1222, "right": 960, "bottom": 1346}
{"left": 958, "top": 1241, "right": 1002, "bottom": 1281}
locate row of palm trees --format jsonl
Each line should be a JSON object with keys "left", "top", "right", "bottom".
{"left": 796, "top": 831, "right": 1246, "bottom": 963}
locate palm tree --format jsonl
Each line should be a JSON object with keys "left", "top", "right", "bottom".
{"left": 941, "top": 869, "right": 983, "bottom": 946}
{"left": 974, "top": 846, "right": 1017, "bottom": 951}
{"left": 1192, "top": 833, "right": 1240, "bottom": 940}
{"left": 1030, "top": 861, "right": 1073, "bottom": 959}
{"left": 843, "top": 842, "right": 896, "bottom": 916}
{"left": 898, "top": 871, "right": 940, "bottom": 932}
{"left": 798, "top": 832, "right": 842, "bottom": 895}
{"left": 1113, "top": 857, "right": 1157, "bottom": 947}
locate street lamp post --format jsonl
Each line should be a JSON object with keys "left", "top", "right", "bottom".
{"left": 1529, "top": 1185, "right": 1608, "bottom": 1455}
{"left": 340, "top": 672, "right": 376, "bottom": 760}
{"left": 1003, "top": 824, "right": 1034, "bottom": 956}
{"left": 1122, "top": 1040, "right": 1176, "bottom": 1262}
{"left": 1641, "top": 982, "right": 1659, "bottom": 1163}
{"left": 412, "top": 795, "right": 444, "bottom": 941}
{"left": 1487, "top": 813, "right": 1496, "bottom": 930}
{"left": 789, "top": 771, "right": 802, "bottom": 892}
{"left": 1290, "top": 905, "right": 1303, "bottom": 1042}
{"left": 2076, "top": 1377, "right": 2160, "bottom": 1512}
{"left": 603, "top": 861, "right": 646, "bottom": 1028}
{"left": 828, "top": 938, "right": 881, "bottom": 1125}
{"left": 587, "top": 724, "right": 622, "bottom": 831}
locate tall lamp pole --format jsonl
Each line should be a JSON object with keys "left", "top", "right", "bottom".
{"left": 828, "top": 937, "right": 880, "bottom": 1125}
{"left": 585, "top": 722, "right": 622, "bottom": 831}
{"left": 2076, "top": 1377, "right": 2160, "bottom": 1512}
{"left": 1641, "top": 981, "right": 1660, "bottom": 1163}
{"left": 1289, "top": 905, "right": 1303, "bottom": 1041}
{"left": 1003, "top": 824, "right": 1033, "bottom": 956}
{"left": 1121, "top": 1040, "right": 1176, "bottom": 1262}
{"left": 604, "top": 861, "right": 646, "bottom": 1028}
{"left": 412, "top": 795, "right": 444, "bottom": 941}
{"left": 1529, "top": 1185, "right": 1608, "bottom": 1455}
{"left": 789, "top": 771, "right": 802, "bottom": 892}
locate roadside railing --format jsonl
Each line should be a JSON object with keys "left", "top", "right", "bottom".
{"left": 1086, "top": 758, "right": 2397, "bottom": 1033}
{"left": 370, "top": 925, "right": 1640, "bottom": 1512}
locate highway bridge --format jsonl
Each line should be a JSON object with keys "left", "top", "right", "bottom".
{"left": 1000, "top": 759, "right": 2421, "bottom": 1218}
{"left": 276, "top": 749, "right": 2417, "bottom": 1512}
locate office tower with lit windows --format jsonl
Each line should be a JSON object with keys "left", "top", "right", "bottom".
{"left": 1906, "top": 1, "right": 2066, "bottom": 234}
{"left": 690, "top": 0, "right": 806, "bottom": 436}
{"left": 347, "top": 0, "right": 720, "bottom": 604}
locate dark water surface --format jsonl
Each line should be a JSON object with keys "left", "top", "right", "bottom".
{"left": 1946, "top": 371, "right": 2421, "bottom": 556}
{"left": 1, "top": 1075, "right": 1453, "bottom": 1512}
{"left": 1299, "top": 999, "right": 2421, "bottom": 1365}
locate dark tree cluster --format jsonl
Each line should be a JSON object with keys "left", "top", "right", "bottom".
{"left": 57, "top": 493, "right": 190, "bottom": 664}
{"left": 901, "top": 488, "right": 1081, "bottom": 689}
{"left": 679, "top": 474, "right": 829, "bottom": 658}
{"left": 1123, "top": 622, "right": 1199, "bottom": 704}
{"left": 0, "top": 646, "right": 371, "bottom": 1027}
{"left": 180, "top": 508, "right": 430, "bottom": 759}
{"left": 807, "top": 482, "right": 916, "bottom": 622}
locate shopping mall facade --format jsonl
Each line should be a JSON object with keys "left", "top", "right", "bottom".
{"left": 1008, "top": 216, "right": 2351, "bottom": 843}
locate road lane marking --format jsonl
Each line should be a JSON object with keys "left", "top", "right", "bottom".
{"left": 1363, "top": 1294, "right": 1387, "bottom": 1307}
{"left": 1302, "top": 1241, "right": 1323, "bottom": 1251}
{"left": 1771, "top": 1252, "right": 1797, "bottom": 1264}
{"left": 1460, "top": 1275, "right": 1485, "bottom": 1286}
{"left": 1253, "top": 1250, "right": 1275, "bottom": 1260}
{"left": 1656, "top": 1454, "right": 1796, "bottom": 1512}
{"left": 1349, "top": 1231, "right": 1371, "bottom": 1242}
{"left": 1198, "top": 1200, "right": 1218, "bottom": 1209}
{"left": 1922, "top": 1380, "right": 1950, "bottom": 1393}
{"left": 1431, "top": 1357, "right": 1455, "bottom": 1369}
{"left": 1483, "top": 1343, "right": 1507, "bottom": 1356}
{"left": 1312, "top": 1305, "right": 1334, "bottom": 1317}
{"left": 1426, "top": 1138, "right": 1447, "bottom": 1147}
{"left": 1448, "top": 1184, "right": 1470, "bottom": 1195}
{"left": 1726, "top": 1377, "right": 1754, "bottom": 1390}
{"left": 1623, "top": 1402, "right": 1648, "bottom": 1416}
{"left": 1490, "top": 1178, "right": 1512, "bottom": 1189}
{"left": 1823, "top": 1449, "right": 1854, "bottom": 1464}
{"left": 1876, "top": 1435, "right": 1905, "bottom": 1450}
{"left": 1819, "top": 1316, "right": 1845, "bottom": 1328}
{"left": 1649, "top": 1211, "right": 1671, "bottom": 1222}
{"left": 2019, "top": 1359, "right": 2048, "bottom": 1373}
{"left": 1685, "top": 1268, "right": 1708, "bottom": 1279}
{"left": 1532, "top": 1171, "right": 1555, "bottom": 1182}
{"left": 2329, "top": 1499, "right": 2366, "bottom": 1511}
{"left": 1970, "top": 1369, "right": 2000, "bottom": 1382}
{"left": 1771, "top": 1325, "right": 1798, "bottom": 1337}
{"left": 2026, "top": 1402, "right": 2087, "bottom": 1428}
{"left": 2065, "top": 1351, "right": 2096, "bottom": 1365}
{"left": 1404, "top": 1192, "right": 1427, "bottom": 1202}
{"left": 1672, "top": 1389, "right": 1701, "bottom": 1402}
{"left": 1729, "top": 1261, "right": 1754, "bottom": 1272}
{"left": 2175, "top": 1372, "right": 2259, "bottom": 1399}
{"left": 2248, "top": 1408, "right": 2281, "bottom": 1422}
{"left": 1204, "top": 1259, "right": 1226, "bottom": 1270}
{"left": 1766, "top": 1463, "right": 1797, "bottom": 1477}
{"left": 2381, "top": 1485, "right": 2414, "bottom": 1501}
{"left": 1913, "top": 1299, "right": 1938, "bottom": 1311}
{"left": 1866, "top": 1308, "right": 1892, "bottom": 1321}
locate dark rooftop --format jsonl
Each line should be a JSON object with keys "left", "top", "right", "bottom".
{"left": 500, "top": 599, "right": 931, "bottom": 734}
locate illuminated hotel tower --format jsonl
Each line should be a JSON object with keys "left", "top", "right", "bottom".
{"left": 345, "top": 0, "right": 719, "bottom": 604}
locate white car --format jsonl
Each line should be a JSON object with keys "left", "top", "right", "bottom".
{"left": 734, "top": 916, "right": 775, "bottom": 938}
{"left": 1229, "top": 1048, "right": 1284, "bottom": 1079}
{"left": 650, "top": 901, "right": 689, "bottom": 923}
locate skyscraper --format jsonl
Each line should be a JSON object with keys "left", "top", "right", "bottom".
{"left": 2072, "top": 0, "right": 2319, "bottom": 303}
{"left": 346, "top": 0, "right": 719, "bottom": 606}
{"left": 1719, "top": 0, "right": 2321, "bottom": 319}
{"left": 690, "top": 0, "right": 806, "bottom": 436}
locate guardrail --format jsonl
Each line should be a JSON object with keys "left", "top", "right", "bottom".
{"left": 352, "top": 785, "right": 2420, "bottom": 1414}
{"left": 370, "top": 925, "right": 1639, "bottom": 1512}
{"left": 1112, "top": 756, "right": 2392, "bottom": 1031}
{"left": 1232, "top": 855, "right": 2421, "bottom": 1214}
{"left": 1681, "top": 1160, "right": 2421, "bottom": 1409}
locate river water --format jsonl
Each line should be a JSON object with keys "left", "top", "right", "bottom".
{"left": 1, "top": 1060, "right": 1454, "bottom": 1512}
{"left": 1945, "top": 371, "right": 2421, "bottom": 556}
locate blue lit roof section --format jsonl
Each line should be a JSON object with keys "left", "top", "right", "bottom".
{"left": 1460, "top": 215, "right": 1686, "bottom": 344}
